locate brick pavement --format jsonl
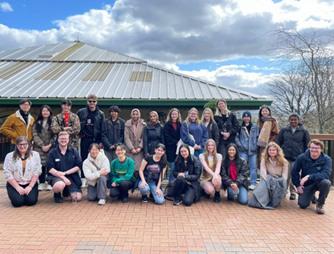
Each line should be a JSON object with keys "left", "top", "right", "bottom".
{"left": 0, "top": 172, "right": 334, "bottom": 254}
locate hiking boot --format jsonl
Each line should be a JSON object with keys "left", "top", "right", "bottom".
{"left": 173, "top": 198, "right": 182, "bottom": 206}
{"left": 54, "top": 193, "right": 63, "bottom": 203}
{"left": 289, "top": 193, "right": 296, "bottom": 200}
{"left": 142, "top": 195, "right": 148, "bottom": 203}
{"left": 214, "top": 192, "right": 221, "bottom": 203}
{"left": 316, "top": 204, "right": 325, "bottom": 214}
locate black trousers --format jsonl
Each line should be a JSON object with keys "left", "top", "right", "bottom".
{"left": 80, "top": 137, "right": 95, "bottom": 178}
{"left": 110, "top": 180, "right": 134, "bottom": 198}
{"left": 39, "top": 166, "right": 47, "bottom": 183}
{"left": 6, "top": 182, "right": 39, "bottom": 207}
{"left": 173, "top": 176, "right": 196, "bottom": 206}
{"left": 298, "top": 179, "right": 331, "bottom": 208}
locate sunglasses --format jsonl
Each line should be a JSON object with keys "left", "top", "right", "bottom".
{"left": 88, "top": 100, "right": 97, "bottom": 103}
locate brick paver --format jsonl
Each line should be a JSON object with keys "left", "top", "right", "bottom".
{"left": 0, "top": 170, "right": 334, "bottom": 254}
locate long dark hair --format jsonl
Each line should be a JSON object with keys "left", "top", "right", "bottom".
{"left": 175, "top": 144, "right": 194, "bottom": 171}
{"left": 154, "top": 143, "right": 167, "bottom": 165}
{"left": 223, "top": 143, "right": 240, "bottom": 168}
{"left": 13, "top": 136, "right": 32, "bottom": 160}
{"left": 35, "top": 105, "right": 53, "bottom": 133}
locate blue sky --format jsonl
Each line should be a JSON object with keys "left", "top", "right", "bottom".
{"left": 0, "top": 0, "right": 333, "bottom": 96}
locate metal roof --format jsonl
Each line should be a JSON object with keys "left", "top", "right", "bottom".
{"left": 0, "top": 41, "right": 271, "bottom": 106}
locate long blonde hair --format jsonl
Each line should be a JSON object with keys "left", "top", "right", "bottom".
{"left": 262, "top": 142, "right": 287, "bottom": 168}
{"left": 203, "top": 139, "right": 218, "bottom": 170}
{"left": 215, "top": 99, "right": 231, "bottom": 117}
{"left": 201, "top": 108, "right": 216, "bottom": 124}
{"left": 185, "top": 107, "right": 201, "bottom": 125}
{"left": 166, "top": 108, "right": 182, "bottom": 123}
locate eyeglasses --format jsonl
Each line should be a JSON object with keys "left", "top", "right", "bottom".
{"left": 21, "top": 104, "right": 30, "bottom": 107}
{"left": 17, "top": 143, "right": 28, "bottom": 147}
{"left": 310, "top": 147, "right": 321, "bottom": 150}
{"left": 88, "top": 100, "right": 97, "bottom": 103}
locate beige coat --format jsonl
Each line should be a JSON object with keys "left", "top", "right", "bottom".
{"left": 124, "top": 119, "right": 146, "bottom": 171}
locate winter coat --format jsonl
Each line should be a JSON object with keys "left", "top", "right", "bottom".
{"left": 276, "top": 124, "right": 311, "bottom": 161}
{"left": 143, "top": 123, "right": 164, "bottom": 155}
{"left": 221, "top": 157, "right": 248, "bottom": 190}
{"left": 206, "top": 120, "right": 220, "bottom": 146}
{"left": 32, "top": 120, "right": 55, "bottom": 166}
{"left": 258, "top": 119, "right": 279, "bottom": 143}
{"left": 173, "top": 155, "right": 202, "bottom": 202}
{"left": 51, "top": 112, "right": 81, "bottom": 150}
{"left": 101, "top": 117, "right": 125, "bottom": 151}
{"left": 77, "top": 105, "right": 105, "bottom": 143}
{"left": 292, "top": 149, "right": 332, "bottom": 188}
{"left": 163, "top": 121, "right": 181, "bottom": 162}
{"left": 235, "top": 122, "right": 259, "bottom": 156}
{"left": 214, "top": 113, "right": 239, "bottom": 145}
{"left": 124, "top": 119, "right": 146, "bottom": 170}
{"left": 83, "top": 150, "right": 110, "bottom": 186}
{"left": 0, "top": 110, "right": 34, "bottom": 144}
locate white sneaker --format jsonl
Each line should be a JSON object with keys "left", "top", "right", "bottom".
{"left": 81, "top": 178, "right": 87, "bottom": 188}
{"left": 38, "top": 183, "right": 45, "bottom": 191}
{"left": 98, "top": 199, "right": 106, "bottom": 205}
{"left": 46, "top": 184, "right": 52, "bottom": 191}
{"left": 249, "top": 185, "right": 256, "bottom": 190}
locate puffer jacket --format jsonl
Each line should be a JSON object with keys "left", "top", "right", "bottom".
{"left": 83, "top": 150, "right": 110, "bottom": 186}
{"left": 235, "top": 122, "right": 259, "bottom": 156}
{"left": 276, "top": 124, "right": 311, "bottom": 161}
{"left": 214, "top": 113, "right": 239, "bottom": 145}
{"left": 143, "top": 123, "right": 164, "bottom": 155}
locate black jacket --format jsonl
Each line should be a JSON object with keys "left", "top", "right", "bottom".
{"left": 143, "top": 123, "right": 164, "bottom": 155}
{"left": 276, "top": 124, "right": 311, "bottom": 161}
{"left": 163, "top": 121, "right": 181, "bottom": 162}
{"left": 206, "top": 120, "right": 220, "bottom": 146}
{"left": 173, "top": 155, "right": 202, "bottom": 202}
{"left": 101, "top": 117, "right": 125, "bottom": 151}
{"left": 214, "top": 113, "right": 239, "bottom": 145}
{"left": 77, "top": 106, "right": 105, "bottom": 143}
{"left": 221, "top": 157, "right": 248, "bottom": 190}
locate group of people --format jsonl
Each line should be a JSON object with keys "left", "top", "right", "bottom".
{"left": 1, "top": 97, "right": 332, "bottom": 214}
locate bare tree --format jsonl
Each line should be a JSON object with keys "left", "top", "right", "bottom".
{"left": 267, "top": 28, "right": 334, "bottom": 133}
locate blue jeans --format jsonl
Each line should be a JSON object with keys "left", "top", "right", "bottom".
{"left": 139, "top": 180, "right": 165, "bottom": 205}
{"left": 239, "top": 152, "right": 257, "bottom": 185}
{"left": 194, "top": 148, "right": 204, "bottom": 169}
{"left": 228, "top": 185, "right": 248, "bottom": 205}
{"left": 169, "top": 162, "right": 175, "bottom": 182}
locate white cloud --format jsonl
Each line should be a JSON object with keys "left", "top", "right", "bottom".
{"left": 0, "top": 2, "right": 13, "bottom": 12}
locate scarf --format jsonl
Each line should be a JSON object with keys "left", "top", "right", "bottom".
{"left": 257, "top": 117, "right": 274, "bottom": 147}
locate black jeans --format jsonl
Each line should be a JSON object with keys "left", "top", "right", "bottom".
{"left": 6, "top": 182, "right": 39, "bottom": 207}
{"left": 173, "top": 176, "right": 196, "bottom": 206}
{"left": 298, "top": 179, "right": 331, "bottom": 208}
{"left": 110, "top": 180, "right": 134, "bottom": 198}
{"left": 39, "top": 166, "right": 47, "bottom": 184}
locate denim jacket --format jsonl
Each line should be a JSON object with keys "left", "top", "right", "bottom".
{"left": 235, "top": 122, "right": 259, "bottom": 156}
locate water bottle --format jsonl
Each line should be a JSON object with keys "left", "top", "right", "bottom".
{"left": 72, "top": 189, "right": 77, "bottom": 204}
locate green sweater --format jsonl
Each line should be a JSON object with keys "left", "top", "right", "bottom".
{"left": 110, "top": 157, "right": 136, "bottom": 184}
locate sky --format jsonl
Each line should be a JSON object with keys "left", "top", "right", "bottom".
{"left": 0, "top": 0, "right": 334, "bottom": 96}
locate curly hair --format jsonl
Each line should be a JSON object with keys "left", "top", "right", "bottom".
{"left": 261, "top": 142, "right": 287, "bottom": 167}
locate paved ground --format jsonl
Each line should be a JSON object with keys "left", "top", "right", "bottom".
{"left": 0, "top": 171, "right": 334, "bottom": 254}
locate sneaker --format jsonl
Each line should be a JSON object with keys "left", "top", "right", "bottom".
{"left": 98, "top": 199, "right": 106, "bottom": 205}
{"left": 249, "top": 185, "right": 256, "bottom": 191}
{"left": 46, "top": 184, "right": 52, "bottom": 191}
{"left": 214, "top": 192, "right": 221, "bottom": 203}
{"left": 38, "top": 183, "right": 45, "bottom": 191}
{"left": 142, "top": 195, "right": 148, "bottom": 203}
{"left": 54, "top": 193, "right": 63, "bottom": 203}
{"left": 122, "top": 196, "right": 129, "bottom": 203}
{"left": 316, "top": 204, "right": 325, "bottom": 214}
{"left": 312, "top": 195, "right": 317, "bottom": 204}
{"left": 289, "top": 193, "right": 296, "bottom": 200}
{"left": 81, "top": 178, "right": 87, "bottom": 188}
{"left": 173, "top": 198, "right": 182, "bottom": 206}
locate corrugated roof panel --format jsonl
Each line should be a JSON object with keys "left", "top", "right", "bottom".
{"left": 66, "top": 44, "right": 96, "bottom": 61}
{"left": 35, "top": 63, "right": 74, "bottom": 80}
{"left": 0, "top": 49, "right": 21, "bottom": 59}
{"left": 82, "top": 63, "right": 114, "bottom": 81}
{"left": 3, "top": 46, "right": 40, "bottom": 60}
{"left": 111, "top": 64, "right": 132, "bottom": 98}
{"left": 190, "top": 79, "right": 204, "bottom": 99}
{"left": 18, "top": 44, "right": 57, "bottom": 60}
{"left": 82, "top": 48, "right": 106, "bottom": 62}
{"left": 35, "top": 42, "right": 75, "bottom": 61}
{"left": 0, "top": 61, "right": 16, "bottom": 71}
{"left": 51, "top": 42, "right": 85, "bottom": 61}
{"left": 131, "top": 81, "right": 145, "bottom": 98}
{"left": 182, "top": 78, "right": 195, "bottom": 99}
{"left": 199, "top": 81, "right": 213, "bottom": 99}
{"left": 152, "top": 69, "right": 165, "bottom": 99}
{"left": 0, "top": 62, "right": 34, "bottom": 80}
{"left": 174, "top": 74, "right": 185, "bottom": 100}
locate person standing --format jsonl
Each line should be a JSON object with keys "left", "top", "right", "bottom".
{"left": 292, "top": 139, "right": 332, "bottom": 214}
{"left": 214, "top": 99, "right": 239, "bottom": 158}
{"left": 0, "top": 99, "right": 34, "bottom": 151}
{"left": 163, "top": 108, "right": 182, "bottom": 182}
{"left": 32, "top": 105, "right": 55, "bottom": 191}
{"left": 143, "top": 111, "right": 164, "bottom": 157}
{"left": 277, "top": 113, "right": 311, "bottom": 200}
{"left": 101, "top": 106, "right": 125, "bottom": 163}
{"left": 3, "top": 137, "right": 41, "bottom": 207}
{"left": 235, "top": 111, "right": 259, "bottom": 190}
{"left": 46, "top": 131, "right": 83, "bottom": 203}
{"left": 201, "top": 108, "right": 219, "bottom": 146}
